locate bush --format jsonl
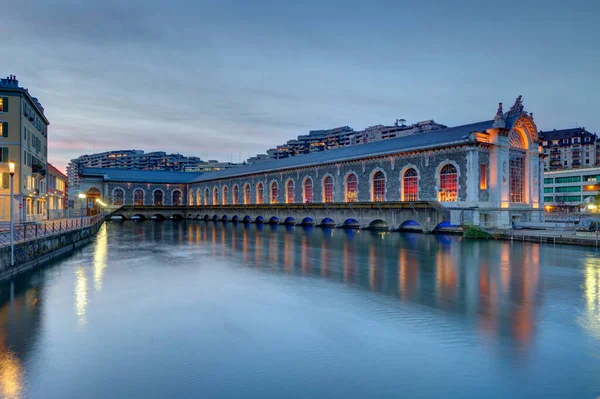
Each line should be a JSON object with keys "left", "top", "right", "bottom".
{"left": 463, "top": 225, "right": 492, "bottom": 239}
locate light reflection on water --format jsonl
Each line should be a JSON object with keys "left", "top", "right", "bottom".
{"left": 0, "top": 221, "right": 598, "bottom": 398}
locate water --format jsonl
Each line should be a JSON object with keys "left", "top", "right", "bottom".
{"left": 0, "top": 221, "right": 599, "bottom": 399}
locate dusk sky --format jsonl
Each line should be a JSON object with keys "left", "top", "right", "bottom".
{"left": 3, "top": 0, "right": 599, "bottom": 172}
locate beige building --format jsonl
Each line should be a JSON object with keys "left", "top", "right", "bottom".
{"left": 47, "top": 163, "right": 68, "bottom": 219}
{"left": 0, "top": 75, "right": 49, "bottom": 223}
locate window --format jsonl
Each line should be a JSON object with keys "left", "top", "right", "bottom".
{"left": 544, "top": 196, "right": 554, "bottom": 203}
{"left": 0, "top": 147, "right": 8, "bottom": 163}
{"left": 112, "top": 188, "right": 125, "bottom": 206}
{"left": 583, "top": 184, "right": 599, "bottom": 192}
{"left": 0, "top": 122, "right": 7, "bottom": 137}
{"left": 372, "top": 171, "right": 386, "bottom": 201}
{"left": 213, "top": 187, "right": 218, "bottom": 205}
{"left": 303, "top": 178, "right": 313, "bottom": 203}
{"left": 133, "top": 189, "right": 144, "bottom": 206}
{"left": 256, "top": 182, "right": 264, "bottom": 204}
{"left": 244, "top": 184, "right": 250, "bottom": 204}
{"left": 0, "top": 97, "right": 6, "bottom": 112}
{"left": 153, "top": 190, "right": 164, "bottom": 206}
{"left": 543, "top": 187, "right": 553, "bottom": 193}
{"left": 196, "top": 189, "right": 202, "bottom": 206}
{"left": 584, "top": 175, "right": 599, "bottom": 182}
{"left": 402, "top": 168, "right": 418, "bottom": 201}
{"left": 204, "top": 188, "right": 209, "bottom": 205}
{"left": 479, "top": 164, "right": 487, "bottom": 190}
{"left": 172, "top": 190, "right": 182, "bottom": 206}
{"left": 286, "top": 180, "right": 295, "bottom": 203}
{"left": 554, "top": 186, "right": 580, "bottom": 193}
{"left": 222, "top": 186, "right": 228, "bottom": 205}
{"left": 544, "top": 178, "right": 554, "bottom": 184}
{"left": 270, "top": 182, "right": 278, "bottom": 204}
{"left": 509, "top": 152, "right": 525, "bottom": 202}
{"left": 345, "top": 174, "right": 357, "bottom": 202}
{"left": 555, "top": 176, "right": 581, "bottom": 183}
{"left": 439, "top": 165, "right": 457, "bottom": 202}
{"left": 555, "top": 195, "right": 582, "bottom": 202}
{"left": 323, "top": 176, "right": 334, "bottom": 203}
{"left": 232, "top": 185, "right": 239, "bottom": 205}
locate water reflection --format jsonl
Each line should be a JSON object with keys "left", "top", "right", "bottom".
{"left": 582, "top": 255, "right": 600, "bottom": 340}
{"left": 75, "top": 267, "right": 88, "bottom": 327}
{"left": 93, "top": 225, "right": 108, "bottom": 292}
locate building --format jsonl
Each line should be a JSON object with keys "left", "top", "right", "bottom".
{"left": 0, "top": 75, "right": 49, "bottom": 223}
{"left": 67, "top": 150, "right": 206, "bottom": 193}
{"left": 78, "top": 97, "right": 544, "bottom": 229}
{"left": 249, "top": 120, "right": 447, "bottom": 163}
{"left": 539, "top": 128, "right": 599, "bottom": 171}
{"left": 183, "top": 160, "right": 239, "bottom": 173}
{"left": 542, "top": 166, "right": 600, "bottom": 212}
{"left": 47, "top": 163, "right": 68, "bottom": 219}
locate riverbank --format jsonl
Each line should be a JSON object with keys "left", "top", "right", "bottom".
{"left": 0, "top": 216, "right": 105, "bottom": 283}
{"left": 492, "top": 228, "right": 600, "bottom": 248}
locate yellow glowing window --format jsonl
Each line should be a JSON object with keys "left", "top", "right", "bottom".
{"left": 0, "top": 98, "right": 3, "bottom": 112}
{"left": 479, "top": 164, "right": 487, "bottom": 190}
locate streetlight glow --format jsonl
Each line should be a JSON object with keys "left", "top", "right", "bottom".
{"left": 8, "top": 162, "right": 15, "bottom": 175}
{"left": 78, "top": 193, "right": 86, "bottom": 199}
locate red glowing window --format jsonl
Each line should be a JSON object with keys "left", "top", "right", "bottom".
{"left": 222, "top": 186, "right": 228, "bottom": 205}
{"left": 439, "top": 164, "right": 458, "bottom": 202}
{"left": 244, "top": 184, "right": 250, "bottom": 204}
{"left": 286, "top": 180, "right": 294, "bottom": 203}
{"left": 372, "top": 171, "right": 385, "bottom": 202}
{"left": 402, "top": 168, "right": 418, "bottom": 201}
{"left": 323, "top": 176, "right": 334, "bottom": 203}
{"left": 270, "top": 182, "right": 278, "bottom": 204}
{"left": 304, "top": 178, "right": 313, "bottom": 203}
{"left": 232, "top": 185, "right": 239, "bottom": 205}
{"left": 172, "top": 190, "right": 182, "bottom": 206}
{"left": 204, "top": 188, "right": 209, "bottom": 205}
{"left": 256, "top": 183, "right": 264, "bottom": 204}
{"left": 346, "top": 174, "right": 357, "bottom": 202}
{"left": 133, "top": 189, "right": 144, "bottom": 206}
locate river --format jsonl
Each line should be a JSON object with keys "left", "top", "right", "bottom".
{"left": 0, "top": 221, "right": 599, "bottom": 398}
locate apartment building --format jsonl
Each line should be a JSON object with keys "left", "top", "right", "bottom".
{"left": 539, "top": 128, "right": 599, "bottom": 171}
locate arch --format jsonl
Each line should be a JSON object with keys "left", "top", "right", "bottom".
{"left": 345, "top": 172, "right": 358, "bottom": 202}
{"left": 196, "top": 188, "right": 202, "bottom": 206}
{"left": 131, "top": 214, "right": 146, "bottom": 221}
{"left": 188, "top": 190, "right": 194, "bottom": 206}
{"left": 133, "top": 188, "right": 145, "bottom": 206}
{"left": 255, "top": 215, "right": 264, "bottom": 224}
{"left": 243, "top": 183, "right": 251, "bottom": 205}
{"left": 284, "top": 216, "right": 295, "bottom": 225}
{"left": 222, "top": 185, "right": 228, "bottom": 205}
{"left": 399, "top": 220, "right": 423, "bottom": 232}
{"left": 256, "top": 182, "right": 264, "bottom": 204}
{"left": 172, "top": 189, "right": 182, "bottom": 206}
{"left": 270, "top": 181, "right": 278, "bottom": 204}
{"left": 322, "top": 175, "right": 334, "bottom": 203}
{"left": 509, "top": 128, "right": 528, "bottom": 150}
{"left": 285, "top": 179, "right": 295, "bottom": 204}
{"left": 153, "top": 189, "right": 164, "bottom": 206}
{"left": 242, "top": 215, "right": 252, "bottom": 223}
{"left": 368, "top": 219, "right": 389, "bottom": 231}
{"left": 371, "top": 169, "right": 386, "bottom": 202}
{"left": 509, "top": 129, "right": 527, "bottom": 203}
{"left": 86, "top": 187, "right": 101, "bottom": 196}
{"left": 268, "top": 216, "right": 279, "bottom": 225}
{"left": 231, "top": 215, "right": 240, "bottom": 223}
{"left": 151, "top": 214, "right": 166, "bottom": 220}
{"left": 112, "top": 187, "right": 125, "bottom": 206}
{"left": 433, "top": 221, "right": 456, "bottom": 231}
{"left": 401, "top": 167, "right": 419, "bottom": 201}
{"left": 221, "top": 215, "right": 228, "bottom": 222}
{"left": 438, "top": 163, "right": 458, "bottom": 202}
{"left": 232, "top": 185, "right": 239, "bottom": 205}
{"left": 171, "top": 214, "right": 184, "bottom": 221}
{"left": 203, "top": 214, "right": 210, "bottom": 221}
{"left": 204, "top": 188, "right": 209, "bottom": 205}
{"left": 342, "top": 218, "right": 360, "bottom": 229}
{"left": 300, "top": 217, "right": 314, "bottom": 226}
{"left": 303, "top": 177, "right": 313, "bottom": 203}
{"left": 212, "top": 187, "right": 219, "bottom": 205}
{"left": 211, "top": 214, "right": 219, "bottom": 222}
{"left": 319, "top": 217, "right": 336, "bottom": 227}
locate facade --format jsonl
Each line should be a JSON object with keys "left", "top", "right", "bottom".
{"left": 47, "top": 163, "right": 68, "bottom": 219}
{"left": 67, "top": 150, "right": 205, "bottom": 192}
{"left": 542, "top": 166, "right": 600, "bottom": 212}
{"left": 539, "top": 128, "right": 599, "bottom": 171}
{"left": 249, "top": 120, "right": 446, "bottom": 163}
{"left": 79, "top": 97, "right": 544, "bottom": 229}
{"left": 0, "top": 75, "right": 49, "bottom": 223}
{"left": 183, "top": 160, "right": 240, "bottom": 173}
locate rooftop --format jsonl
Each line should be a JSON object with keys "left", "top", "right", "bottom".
{"left": 540, "top": 128, "right": 596, "bottom": 141}
{"left": 80, "top": 168, "right": 203, "bottom": 184}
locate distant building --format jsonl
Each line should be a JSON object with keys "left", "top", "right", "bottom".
{"left": 184, "top": 160, "right": 240, "bottom": 173}
{"left": 542, "top": 166, "right": 600, "bottom": 212}
{"left": 539, "top": 128, "right": 599, "bottom": 171}
{"left": 47, "top": 163, "right": 68, "bottom": 219}
{"left": 248, "top": 120, "right": 446, "bottom": 163}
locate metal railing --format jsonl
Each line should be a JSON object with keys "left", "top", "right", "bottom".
{"left": 0, "top": 214, "right": 105, "bottom": 247}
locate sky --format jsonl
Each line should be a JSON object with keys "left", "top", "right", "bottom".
{"left": 2, "top": 0, "right": 599, "bottom": 172}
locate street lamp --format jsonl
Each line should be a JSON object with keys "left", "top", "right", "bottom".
{"left": 9, "top": 162, "right": 15, "bottom": 266}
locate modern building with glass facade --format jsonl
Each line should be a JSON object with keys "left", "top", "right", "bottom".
{"left": 542, "top": 166, "right": 600, "bottom": 211}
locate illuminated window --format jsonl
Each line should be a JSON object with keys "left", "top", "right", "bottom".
{"left": 439, "top": 164, "right": 457, "bottom": 202}
{"left": 232, "top": 185, "right": 239, "bottom": 205}
{"left": 112, "top": 188, "right": 124, "bottom": 206}
{"left": 402, "top": 168, "right": 418, "bottom": 201}
{"left": 244, "top": 184, "right": 250, "bottom": 204}
{"left": 345, "top": 173, "right": 357, "bottom": 202}
{"left": 172, "top": 190, "right": 182, "bottom": 206}
{"left": 372, "top": 171, "right": 385, "bottom": 202}
{"left": 188, "top": 191, "right": 194, "bottom": 205}
{"left": 133, "top": 189, "right": 144, "bottom": 206}
{"left": 270, "top": 182, "right": 278, "bottom": 204}
{"left": 0, "top": 122, "right": 6, "bottom": 138}
{"left": 213, "top": 187, "right": 218, "bottom": 205}
{"left": 0, "top": 97, "right": 5, "bottom": 112}
{"left": 323, "top": 176, "right": 334, "bottom": 203}
{"left": 286, "top": 180, "right": 294, "bottom": 203}
{"left": 256, "top": 182, "right": 264, "bottom": 204}
{"left": 583, "top": 184, "right": 600, "bottom": 192}
{"left": 196, "top": 189, "right": 202, "bottom": 206}
{"left": 204, "top": 188, "right": 209, "bottom": 205}
{"left": 153, "top": 189, "right": 164, "bottom": 206}
{"left": 479, "top": 164, "right": 487, "bottom": 190}
{"left": 303, "top": 178, "right": 313, "bottom": 203}
{"left": 222, "top": 186, "right": 228, "bottom": 205}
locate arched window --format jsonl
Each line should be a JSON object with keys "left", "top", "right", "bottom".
{"left": 286, "top": 180, "right": 295, "bottom": 204}
{"left": 345, "top": 174, "right": 357, "bottom": 202}
{"left": 133, "top": 189, "right": 144, "bottom": 206}
{"left": 323, "top": 176, "right": 334, "bottom": 203}
{"left": 303, "top": 178, "right": 313, "bottom": 203}
{"left": 439, "top": 164, "right": 458, "bottom": 202}
{"left": 112, "top": 188, "right": 124, "bottom": 206}
{"left": 244, "top": 184, "right": 251, "bottom": 204}
{"left": 233, "top": 185, "right": 239, "bottom": 205}
{"left": 188, "top": 191, "right": 194, "bottom": 206}
{"left": 372, "top": 171, "right": 385, "bottom": 202}
{"left": 213, "top": 187, "right": 219, "bottom": 205}
{"left": 204, "top": 188, "right": 209, "bottom": 205}
{"left": 196, "top": 189, "right": 202, "bottom": 206}
{"left": 172, "top": 190, "right": 182, "bottom": 206}
{"left": 270, "top": 182, "right": 278, "bottom": 204}
{"left": 256, "top": 182, "right": 264, "bottom": 204}
{"left": 222, "top": 186, "right": 228, "bottom": 205}
{"left": 509, "top": 130, "right": 526, "bottom": 203}
{"left": 153, "top": 189, "right": 164, "bottom": 206}
{"left": 402, "top": 168, "right": 418, "bottom": 201}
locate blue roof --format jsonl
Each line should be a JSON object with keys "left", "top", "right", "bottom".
{"left": 191, "top": 120, "right": 492, "bottom": 182}
{"left": 80, "top": 168, "right": 203, "bottom": 183}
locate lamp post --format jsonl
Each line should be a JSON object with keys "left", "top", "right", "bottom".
{"left": 9, "top": 162, "right": 15, "bottom": 266}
